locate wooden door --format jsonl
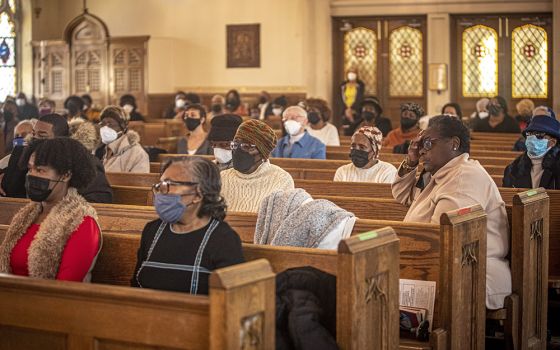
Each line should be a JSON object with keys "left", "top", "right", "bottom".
{"left": 332, "top": 16, "right": 426, "bottom": 127}
{"left": 109, "top": 36, "right": 149, "bottom": 114}
{"left": 32, "top": 40, "right": 70, "bottom": 110}
{"left": 451, "top": 14, "right": 552, "bottom": 117}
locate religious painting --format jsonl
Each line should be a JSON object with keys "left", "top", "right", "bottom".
{"left": 227, "top": 24, "right": 260, "bottom": 68}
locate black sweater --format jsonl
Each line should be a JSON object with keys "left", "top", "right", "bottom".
{"left": 132, "top": 218, "right": 244, "bottom": 295}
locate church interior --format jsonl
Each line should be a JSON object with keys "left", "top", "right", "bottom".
{"left": 0, "top": 0, "right": 559, "bottom": 349}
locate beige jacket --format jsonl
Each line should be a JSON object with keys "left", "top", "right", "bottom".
{"left": 102, "top": 130, "right": 150, "bottom": 173}
{"left": 392, "top": 153, "right": 511, "bottom": 309}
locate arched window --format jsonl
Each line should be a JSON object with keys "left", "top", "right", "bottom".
{"left": 0, "top": 0, "right": 17, "bottom": 101}
{"left": 344, "top": 27, "right": 377, "bottom": 96}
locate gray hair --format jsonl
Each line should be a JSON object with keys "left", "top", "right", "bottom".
{"left": 282, "top": 106, "right": 308, "bottom": 120}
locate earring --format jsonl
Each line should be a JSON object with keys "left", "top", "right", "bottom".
{"left": 453, "top": 147, "right": 457, "bottom": 151}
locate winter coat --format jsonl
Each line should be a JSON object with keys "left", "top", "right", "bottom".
{"left": 276, "top": 267, "right": 338, "bottom": 350}
{"left": 102, "top": 130, "right": 150, "bottom": 173}
{"left": 503, "top": 146, "right": 560, "bottom": 189}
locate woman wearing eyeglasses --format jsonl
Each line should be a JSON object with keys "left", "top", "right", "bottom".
{"left": 503, "top": 115, "right": 560, "bottom": 189}
{"left": 220, "top": 120, "right": 295, "bottom": 213}
{"left": 392, "top": 114, "right": 511, "bottom": 311}
{"left": 131, "top": 157, "right": 244, "bottom": 295}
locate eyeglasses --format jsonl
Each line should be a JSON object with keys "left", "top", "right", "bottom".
{"left": 421, "top": 138, "right": 440, "bottom": 151}
{"left": 526, "top": 132, "right": 547, "bottom": 140}
{"left": 230, "top": 141, "right": 257, "bottom": 152}
{"left": 152, "top": 180, "right": 198, "bottom": 195}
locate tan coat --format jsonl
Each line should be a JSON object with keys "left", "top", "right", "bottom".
{"left": 392, "top": 153, "right": 511, "bottom": 310}
{"left": 102, "top": 130, "right": 150, "bottom": 173}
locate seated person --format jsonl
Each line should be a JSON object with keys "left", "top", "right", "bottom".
{"left": 392, "top": 115, "right": 511, "bottom": 310}
{"left": 334, "top": 126, "right": 397, "bottom": 183}
{"left": 221, "top": 120, "right": 294, "bottom": 212}
{"left": 119, "top": 94, "right": 145, "bottom": 122}
{"left": 512, "top": 106, "right": 555, "bottom": 152}
{"left": 357, "top": 96, "right": 392, "bottom": 137}
{"left": 383, "top": 102, "right": 424, "bottom": 151}
{"left": 304, "top": 98, "right": 341, "bottom": 146}
{"left": 64, "top": 95, "right": 87, "bottom": 122}
{"left": 473, "top": 96, "right": 520, "bottom": 133}
{"left": 340, "top": 67, "right": 365, "bottom": 136}
{"left": 38, "top": 98, "right": 56, "bottom": 117}
{"left": 208, "top": 94, "right": 225, "bottom": 124}
{"left": 0, "top": 119, "right": 34, "bottom": 170}
{"left": 514, "top": 99, "right": 534, "bottom": 131}
{"left": 177, "top": 103, "right": 213, "bottom": 155}
{"left": 254, "top": 188, "right": 355, "bottom": 249}
{"left": 503, "top": 115, "right": 560, "bottom": 189}
{"left": 441, "top": 102, "right": 462, "bottom": 119}
{"left": 166, "top": 91, "right": 200, "bottom": 119}
{"left": 225, "top": 89, "right": 248, "bottom": 116}
{"left": 1, "top": 113, "right": 69, "bottom": 198}
{"left": 82, "top": 94, "right": 101, "bottom": 122}
{"left": 99, "top": 106, "right": 150, "bottom": 173}
{"left": 15, "top": 92, "right": 39, "bottom": 119}
{"left": 272, "top": 106, "right": 326, "bottom": 159}
{"left": 0, "top": 138, "right": 101, "bottom": 282}
{"left": 207, "top": 114, "right": 243, "bottom": 171}
{"left": 132, "top": 157, "right": 244, "bottom": 295}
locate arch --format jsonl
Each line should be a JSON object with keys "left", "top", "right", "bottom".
{"left": 0, "top": 0, "right": 18, "bottom": 100}
{"left": 511, "top": 24, "right": 548, "bottom": 99}
{"left": 343, "top": 26, "right": 377, "bottom": 95}
{"left": 63, "top": 10, "right": 109, "bottom": 45}
{"left": 389, "top": 25, "right": 423, "bottom": 97}
{"left": 462, "top": 24, "right": 498, "bottom": 97}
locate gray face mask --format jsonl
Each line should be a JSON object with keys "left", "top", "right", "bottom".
{"left": 154, "top": 193, "right": 190, "bottom": 224}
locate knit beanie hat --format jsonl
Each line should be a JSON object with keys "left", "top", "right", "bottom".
{"left": 235, "top": 119, "right": 277, "bottom": 158}
{"left": 100, "top": 105, "right": 129, "bottom": 131}
{"left": 208, "top": 114, "right": 243, "bottom": 142}
{"left": 400, "top": 102, "right": 425, "bottom": 119}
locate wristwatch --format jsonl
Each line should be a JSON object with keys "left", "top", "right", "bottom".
{"left": 401, "top": 157, "right": 418, "bottom": 172}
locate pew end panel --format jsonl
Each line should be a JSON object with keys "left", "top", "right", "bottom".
{"left": 209, "top": 259, "right": 276, "bottom": 350}
{"left": 439, "top": 205, "right": 487, "bottom": 350}
{"left": 337, "top": 227, "right": 400, "bottom": 350}
{"left": 512, "top": 188, "right": 549, "bottom": 349}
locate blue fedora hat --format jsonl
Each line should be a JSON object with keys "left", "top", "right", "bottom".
{"left": 523, "top": 115, "right": 560, "bottom": 140}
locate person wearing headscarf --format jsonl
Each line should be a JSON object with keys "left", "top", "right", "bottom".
{"left": 473, "top": 96, "right": 520, "bottom": 133}
{"left": 334, "top": 126, "right": 397, "bottom": 183}
{"left": 383, "top": 102, "right": 424, "bottom": 150}
{"left": 98, "top": 106, "right": 149, "bottom": 173}
{"left": 356, "top": 96, "right": 392, "bottom": 137}
{"left": 207, "top": 114, "right": 243, "bottom": 171}
{"left": 220, "top": 119, "right": 294, "bottom": 213}
{"left": 504, "top": 115, "right": 560, "bottom": 189}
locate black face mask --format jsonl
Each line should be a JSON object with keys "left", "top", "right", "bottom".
{"left": 362, "top": 111, "right": 376, "bottom": 122}
{"left": 25, "top": 174, "right": 60, "bottom": 202}
{"left": 400, "top": 117, "right": 417, "bottom": 130}
{"left": 211, "top": 104, "right": 223, "bottom": 113}
{"left": 307, "top": 111, "right": 321, "bottom": 125}
{"left": 184, "top": 117, "right": 201, "bottom": 131}
{"left": 232, "top": 148, "right": 257, "bottom": 173}
{"left": 488, "top": 104, "right": 503, "bottom": 116}
{"left": 350, "top": 149, "right": 371, "bottom": 168}
{"left": 259, "top": 96, "right": 267, "bottom": 104}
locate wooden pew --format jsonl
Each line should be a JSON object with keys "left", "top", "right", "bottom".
{"left": 0, "top": 220, "right": 401, "bottom": 349}
{"left": 326, "top": 146, "right": 522, "bottom": 160}
{"left": 0, "top": 251, "right": 275, "bottom": 350}
{"left": 0, "top": 199, "right": 487, "bottom": 349}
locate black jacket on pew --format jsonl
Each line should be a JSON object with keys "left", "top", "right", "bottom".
{"left": 276, "top": 267, "right": 338, "bottom": 350}
{"left": 503, "top": 146, "right": 560, "bottom": 189}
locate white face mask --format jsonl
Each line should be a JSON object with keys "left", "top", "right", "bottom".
{"left": 83, "top": 104, "right": 89, "bottom": 111}
{"left": 213, "top": 148, "right": 233, "bottom": 164}
{"left": 123, "top": 104, "right": 134, "bottom": 114}
{"left": 100, "top": 126, "right": 120, "bottom": 145}
{"left": 272, "top": 108, "right": 283, "bottom": 116}
{"left": 478, "top": 111, "right": 489, "bottom": 119}
{"left": 175, "top": 99, "right": 186, "bottom": 109}
{"left": 347, "top": 72, "right": 357, "bottom": 81}
{"left": 16, "top": 98, "right": 25, "bottom": 107}
{"left": 284, "top": 120, "right": 303, "bottom": 136}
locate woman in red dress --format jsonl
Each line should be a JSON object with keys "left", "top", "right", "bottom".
{"left": 0, "top": 137, "right": 101, "bottom": 282}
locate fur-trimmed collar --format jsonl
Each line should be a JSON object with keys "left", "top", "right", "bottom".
{"left": 70, "top": 119, "right": 100, "bottom": 152}
{"left": 0, "top": 188, "right": 100, "bottom": 280}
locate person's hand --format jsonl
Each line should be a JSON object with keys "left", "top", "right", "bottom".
{"left": 406, "top": 131, "right": 424, "bottom": 167}
{"left": 345, "top": 108, "right": 354, "bottom": 122}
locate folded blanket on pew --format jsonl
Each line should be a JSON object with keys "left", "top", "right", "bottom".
{"left": 255, "top": 189, "right": 355, "bottom": 248}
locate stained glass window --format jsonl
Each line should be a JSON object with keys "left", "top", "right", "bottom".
{"left": 0, "top": 1, "right": 16, "bottom": 102}
{"left": 389, "top": 26, "right": 423, "bottom": 97}
{"left": 344, "top": 27, "right": 377, "bottom": 95}
{"left": 512, "top": 24, "right": 547, "bottom": 99}
{"left": 462, "top": 25, "right": 498, "bottom": 97}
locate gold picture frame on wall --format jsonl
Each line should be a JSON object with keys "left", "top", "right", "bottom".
{"left": 227, "top": 24, "right": 260, "bottom": 68}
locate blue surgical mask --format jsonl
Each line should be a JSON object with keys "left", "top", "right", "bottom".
{"left": 154, "top": 193, "right": 188, "bottom": 224}
{"left": 525, "top": 135, "right": 550, "bottom": 159}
